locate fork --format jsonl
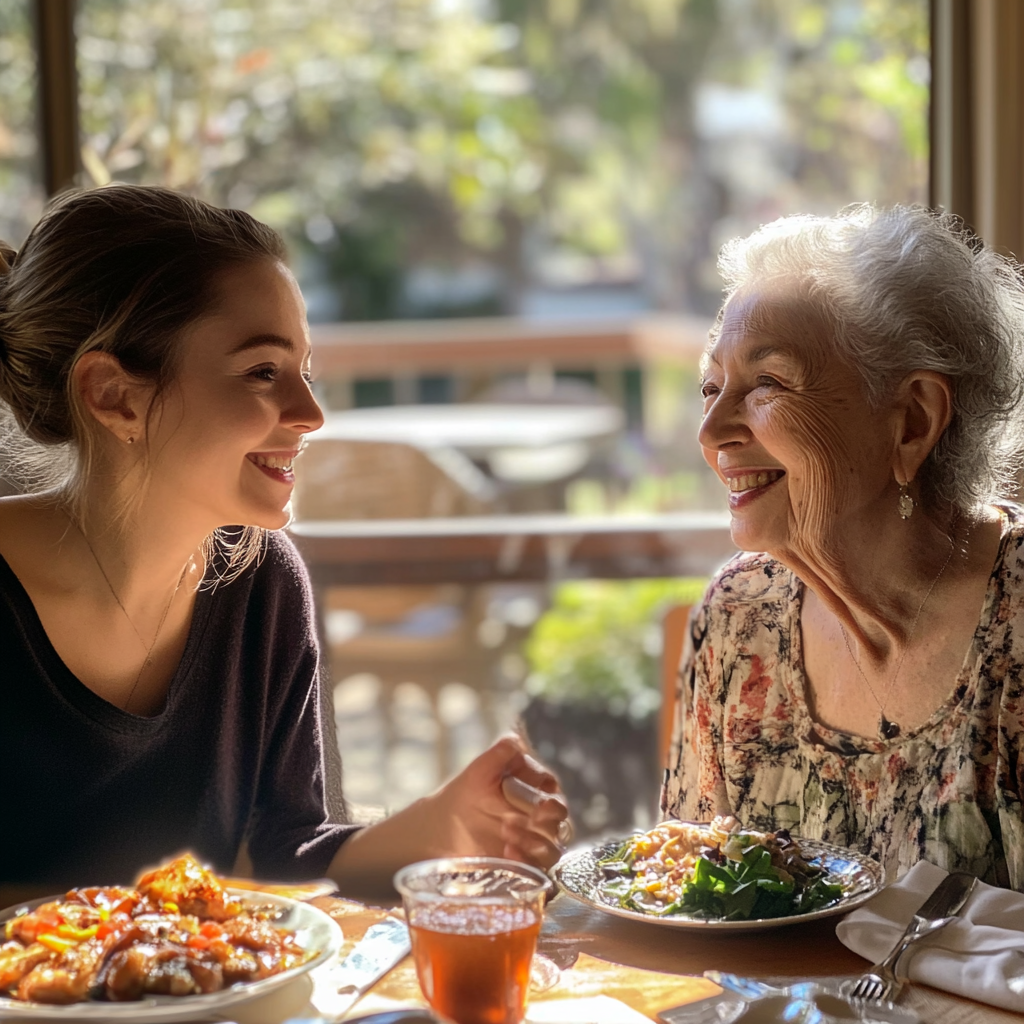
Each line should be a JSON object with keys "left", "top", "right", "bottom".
{"left": 848, "top": 871, "right": 977, "bottom": 1002}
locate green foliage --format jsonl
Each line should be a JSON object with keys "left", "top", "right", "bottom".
{"left": 524, "top": 577, "right": 707, "bottom": 714}
{"left": 66, "top": 0, "right": 928, "bottom": 320}
{"left": 0, "top": 0, "right": 45, "bottom": 244}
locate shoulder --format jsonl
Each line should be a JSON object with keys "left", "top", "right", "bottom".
{"left": 700, "top": 550, "right": 796, "bottom": 610}
{"left": 686, "top": 550, "right": 796, "bottom": 662}
{"left": 997, "top": 501, "right": 1024, "bottom": 550}
{"left": 258, "top": 529, "right": 314, "bottom": 589}
{"left": 207, "top": 529, "right": 314, "bottom": 616}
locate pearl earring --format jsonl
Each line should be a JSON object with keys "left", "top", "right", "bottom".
{"left": 126, "top": 436, "right": 135, "bottom": 445}
{"left": 897, "top": 481, "right": 915, "bottom": 519}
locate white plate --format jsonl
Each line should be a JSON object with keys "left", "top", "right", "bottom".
{"left": 555, "top": 833, "right": 883, "bottom": 932}
{"left": 0, "top": 890, "right": 342, "bottom": 1022}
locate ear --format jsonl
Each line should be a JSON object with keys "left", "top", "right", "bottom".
{"left": 892, "top": 370, "right": 953, "bottom": 484}
{"left": 72, "top": 351, "right": 153, "bottom": 445}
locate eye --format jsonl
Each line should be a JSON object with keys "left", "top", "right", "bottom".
{"left": 248, "top": 364, "right": 278, "bottom": 382}
{"left": 700, "top": 380, "right": 720, "bottom": 399}
{"left": 302, "top": 370, "right": 314, "bottom": 386}
{"left": 756, "top": 374, "right": 783, "bottom": 389}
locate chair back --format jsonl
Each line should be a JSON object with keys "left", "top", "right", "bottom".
{"left": 659, "top": 604, "right": 692, "bottom": 770}
{"left": 293, "top": 438, "right": 493, "bottom": 520}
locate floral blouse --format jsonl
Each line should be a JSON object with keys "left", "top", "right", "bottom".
{"left": 661, "top": 503, "right": 1024, "bottom": 888}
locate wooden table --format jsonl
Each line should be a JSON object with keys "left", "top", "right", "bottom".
{"left": 228, "top": 892, "right": 1023, "bottom": 1024}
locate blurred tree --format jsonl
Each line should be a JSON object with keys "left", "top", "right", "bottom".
{"left": 75, "top": 0, "right": 927, "bottom": 319}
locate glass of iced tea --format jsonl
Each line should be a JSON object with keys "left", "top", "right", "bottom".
{"left": 394, "top": 857, "right": 550, "bottom": 1024}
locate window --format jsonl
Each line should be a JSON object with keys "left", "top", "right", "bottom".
{"left": 0, "top": 0, "right": 44, "bottom": 245}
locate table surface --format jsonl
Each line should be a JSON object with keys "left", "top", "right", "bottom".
{"left": 315, "top": 404, "right": 624, "bottom": 454}
{"left": 291, "top": 890, "right": 1022, "bottom": 1024}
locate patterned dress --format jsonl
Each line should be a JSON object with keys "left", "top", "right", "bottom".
{"left": 661, "top": 502, "right": 1024, "bottom": 888}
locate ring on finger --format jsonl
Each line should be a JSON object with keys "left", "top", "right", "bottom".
{"left": 556, "top": 819, "right": 573, "bottom": 846}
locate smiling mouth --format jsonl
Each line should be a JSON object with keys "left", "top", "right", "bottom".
{"left": 247, "top": 452, "right": 297, "bottom": 483}
{"left": 727, "top": 469, "right": 784, "bottom": 497}
{"left": 250, "top": 453, "right": 294, "bottom": 471}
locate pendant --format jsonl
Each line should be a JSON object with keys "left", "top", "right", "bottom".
{"left": 898, "top": 492, "right": 915, "bottom": 519}
{"left": 879, "top": 714, "right": 901, "bottom": 740}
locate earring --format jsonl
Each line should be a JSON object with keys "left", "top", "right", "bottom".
{"left": 897, "top": 481, "right": 915, "bottom": 519}
{"left": 126, "top": 436, "right": 135, "bottom": 445}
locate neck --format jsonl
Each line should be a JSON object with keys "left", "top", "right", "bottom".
{"left": 68, "top": 483, "right": 209, "bottom": 607}
{"left": 771, "top": 503, "right": 968, "bottom": 665}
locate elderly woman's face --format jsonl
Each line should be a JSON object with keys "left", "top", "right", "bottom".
{"left": 698, "top": 289, "right": 896, "bottom": 558}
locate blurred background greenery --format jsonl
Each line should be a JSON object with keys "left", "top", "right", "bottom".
{"left": 525, "top": 577, "right": 708, "bottom": 714}
{"left": 3, "top": 0, "right": 927, "bottom": 319}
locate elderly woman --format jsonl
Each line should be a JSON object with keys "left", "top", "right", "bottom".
{"left": 662, "top": 204, "right": 1024, "bottom": 888}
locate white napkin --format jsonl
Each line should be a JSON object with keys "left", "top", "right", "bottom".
{"left": 836, "top": 860, "right": 1024, "bottom": 1012}
{"left": 526, "top": 995, "right": 652, "bottom": 1024}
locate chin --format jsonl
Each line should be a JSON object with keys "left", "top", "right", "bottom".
{"left": 232, "top": 502, "right": 291, "bottom": 531}
{"left": 728, "top": 517, "right": 782, "bottom": 554}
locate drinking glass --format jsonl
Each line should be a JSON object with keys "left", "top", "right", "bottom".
{"left": 394, "top": 857, "right": 550, "bottom": 1024}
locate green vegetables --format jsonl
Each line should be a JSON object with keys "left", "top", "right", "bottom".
{"left": 598, "top": 835, "right": 845, "bottom": 922}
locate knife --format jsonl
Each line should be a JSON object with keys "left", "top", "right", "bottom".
{"left": 299, "top": 916, "right": 413, "bottom": 1023}
{"left": 885, "top": 870, "right": 977, "bottom": 977}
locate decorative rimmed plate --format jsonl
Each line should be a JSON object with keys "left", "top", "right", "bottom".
{"left": 0, "top": 890, "right": 342, "bottom": 1022}
{"left": 555, "top": 834, "right": 883, "bottom": 932}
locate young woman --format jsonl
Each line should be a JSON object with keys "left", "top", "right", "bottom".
{"left": 0, "top": 184, "right": 567, "bottom": 896}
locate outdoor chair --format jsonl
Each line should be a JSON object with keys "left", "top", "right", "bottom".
{"left": 292, "top": 437, "right": 525, "bottom": 786}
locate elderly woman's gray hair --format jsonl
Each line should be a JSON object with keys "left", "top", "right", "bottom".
{"left": 712, "top": 203, "right": 1024, "bottom": 517}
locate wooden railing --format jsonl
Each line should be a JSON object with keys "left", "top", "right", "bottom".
{"left": 289, "top": 511, "right": 735, "bottom": 587}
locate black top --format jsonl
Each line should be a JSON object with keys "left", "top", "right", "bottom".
{"left": 0, "top": 530, "right": 357, "bottom": 887}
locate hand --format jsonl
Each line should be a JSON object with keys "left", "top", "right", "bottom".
{"left": 329, "top": 734, "right": 570, "bottom": 893}
{"left": 427, "top": 734, "right": 569, "bottom": 868}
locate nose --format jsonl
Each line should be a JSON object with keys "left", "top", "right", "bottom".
{"left": 283, "top": 375, "right": 325, "bottom": 434}
{"left": 698, "top": 388, "right": 750, "bottom": 452}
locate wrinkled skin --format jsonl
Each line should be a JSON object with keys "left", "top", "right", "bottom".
{"left": 699, "top": 287, "right": 899, "bottom": 589}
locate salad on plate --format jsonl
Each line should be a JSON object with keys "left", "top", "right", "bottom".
{"left": 597, "top": 816, "right": 846, "bottom": 921}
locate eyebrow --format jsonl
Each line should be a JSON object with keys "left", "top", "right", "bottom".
{"left": 706, "top": 340, "right": 799, "bottom": 368}
{"left": 227, "top": 333, "right": 296, "bottom": 356}
{"left": 747, "top": 343, "right": 790, "bottom": 363}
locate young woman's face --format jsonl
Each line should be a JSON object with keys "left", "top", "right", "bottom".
{"left": 146, "top": 260, "right": 324, "bottom": 531}
{"left": 697, "top": 288, "right": 896, "bottom": 560}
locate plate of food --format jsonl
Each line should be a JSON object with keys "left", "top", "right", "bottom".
{"left": 0, "top": 853, "right": 342, "bottom": 1022}
{"left": 555, "top": 816, "right": 882, "bottom": 932}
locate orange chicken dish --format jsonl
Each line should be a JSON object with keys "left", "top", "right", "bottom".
{"left": 0, "top": 854, "right": 315, "bottom": 1004}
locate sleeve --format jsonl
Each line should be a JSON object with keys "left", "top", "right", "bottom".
{"left": 245, "top": 535, "right": 362, "bottom": 881}
{"left": 660, "top": 593, "right": 733, "bottom": 822}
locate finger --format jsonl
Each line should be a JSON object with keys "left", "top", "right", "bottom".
{"left": 501, "top": 822, "right": 563, "bottom": 869}
{"left": 501, "top": 777, "right": 569, "bottom": 827}
{"left": 509, "top": 752, "right": 561, "bottom": 794}
{"left": 462, "top": 734, "right": 529, "bottom": 785}
{"left": 498, "top": 808, "right": 569, "bottom": 851}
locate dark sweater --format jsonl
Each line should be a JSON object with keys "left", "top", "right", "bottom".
{"left": 0, "top": 530, "right": 358, "bottom": 887}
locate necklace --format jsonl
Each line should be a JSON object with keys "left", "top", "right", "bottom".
{"left": 75, "top": 521, "right": 188, "bottom": 713}
{"left": 838, "top": 537, "right": 955, "bottom": 741}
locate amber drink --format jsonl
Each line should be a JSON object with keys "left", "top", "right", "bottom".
{"left": 394, "top": 858, "right": 549, "bottom": 1024}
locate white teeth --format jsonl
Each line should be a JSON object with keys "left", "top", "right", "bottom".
{"left": 728, "top": 470, "right": 782, "bottom": 492}
{"left": 253, "top": 454, "right": 294, "bottom": 471}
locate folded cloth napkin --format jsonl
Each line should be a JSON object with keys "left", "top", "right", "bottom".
{"left": 836, "top": 860, "right": 1024, "bottom": 1012}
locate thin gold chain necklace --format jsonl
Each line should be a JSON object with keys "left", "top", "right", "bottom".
{"left": 73, "top": 519, "right": 189, "bottom": 713}
{"left": 838, "top": 536, "right": 955, "bottom": 741}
